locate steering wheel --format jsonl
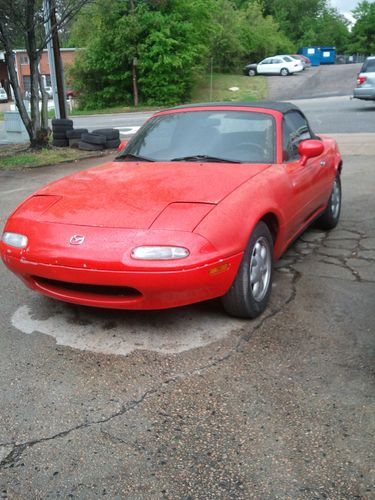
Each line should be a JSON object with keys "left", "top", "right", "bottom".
{"left": 226, "top": 142, "right": 265, "bottom": 159}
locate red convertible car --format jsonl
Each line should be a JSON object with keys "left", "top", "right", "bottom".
{"left": 1, "top": 102, "right": 342, "bottom": 318}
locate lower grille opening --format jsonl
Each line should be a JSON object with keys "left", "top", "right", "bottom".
{"left": 33, "top": 276, "right": 142, "bottom": 298}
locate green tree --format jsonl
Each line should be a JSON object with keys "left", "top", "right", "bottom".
{"left": 209, "top": 0, "right": 245, "bottom": 72}
{"left": 350, "top": 1, "right": 375, "bottom": 54}
{"left": 70, "top": 0, "right": 215, "bottom": 108}
{"left": 239, "top": 1, "right": 294, "bottom": 61}
{"left": 260, "top": 0, "right": 325, "bottom": 45}
{"left": 0, "top": 0, "right": 89, "bottom": 148}
{"left": 299, "top": 7, "right": 350, "bottom": 52}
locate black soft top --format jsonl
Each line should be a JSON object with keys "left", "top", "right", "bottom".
{"left": 170, "top": 101, "right": 300, "bottom": 115}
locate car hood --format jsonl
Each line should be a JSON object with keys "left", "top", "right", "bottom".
{"left": 26, "top": 160, "right": 270, "bottom": 229}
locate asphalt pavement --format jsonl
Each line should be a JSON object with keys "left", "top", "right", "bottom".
{"left": 0, "top": 67, "right": 374, "bottom": 498}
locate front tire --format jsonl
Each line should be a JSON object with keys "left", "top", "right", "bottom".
{"left": 248, "top": 68, "right": 256, "bottom": 76}
{"left": 221, "top": 222, "right": 273, "bottom": 319}
{"left": 317, "top": 175, "right": 341, "bottom": 229}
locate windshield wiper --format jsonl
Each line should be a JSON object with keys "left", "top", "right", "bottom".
{"left": 116, "top": 153, "right": 154, "bottom": 162}
{"left": 171, "top": 154, "right": 241, "bottom": 163}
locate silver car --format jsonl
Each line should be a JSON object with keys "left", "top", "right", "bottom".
{"left": 353, "top": 56, "right": 375, "bottom": 101}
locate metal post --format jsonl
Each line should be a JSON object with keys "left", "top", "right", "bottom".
{"left": 43, "top": 0, "right": 68, "bottom": 118}
{"left": 43, "top": 0, "right": 59, "bottom": 117}
{"left": 209, "top": 57, "right": 213, "bottom": 102}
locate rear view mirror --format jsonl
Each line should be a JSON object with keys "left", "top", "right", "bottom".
{"left": 298, "top": 140, "right": 324, "bottom": 165}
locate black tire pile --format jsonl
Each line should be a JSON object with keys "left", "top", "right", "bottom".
{"left": 79, "top": 129, "right": 121, "bottom": 151}
{"left": 51, "top": 119, "right": 121, "bottom": 151}
{"left": 66, "top": 128, "right": 89, "bottom": 148}
{"left": 52, "top": 118, "right": 73, "bottom": 147}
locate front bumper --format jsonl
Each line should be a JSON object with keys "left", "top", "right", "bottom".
{"left": 2, "top": 252, "right": 242, "bottom": 310}
{"left": 1, "top": 221, "right": 243, "bottom": 310}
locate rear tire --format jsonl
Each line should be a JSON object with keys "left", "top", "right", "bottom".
{"left": 221, "top": 221, "right": 273, "bottom": 319}
{"left": 280, "top": 68, "right": 289, "bottom": 76}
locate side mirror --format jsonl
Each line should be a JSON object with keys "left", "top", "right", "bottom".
{"left": 298, "top": 139, "right": 324, "bottom": 166}
{"left": 118, "top": 140, "right": 128, "bottom": 152}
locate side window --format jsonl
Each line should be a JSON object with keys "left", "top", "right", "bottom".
{"left": 282, "top": 111, "right": 312, "bottom": 162}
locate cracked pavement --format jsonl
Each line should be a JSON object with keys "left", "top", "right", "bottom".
{"left": 1, "top": 146, "right": 375, "bottom": 496}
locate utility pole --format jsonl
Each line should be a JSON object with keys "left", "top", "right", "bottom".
{"left": 43, "top": 0, "right": 68, "bottom": 119}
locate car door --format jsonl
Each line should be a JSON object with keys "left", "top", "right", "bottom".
{"left": 269, "top": 58, "right": 283, "bottom": 74}
{"left": 257, "top": 58, "right": 273, "bottom": 74}
{"left": 281, "top": 111, "right": 329, "bottom": 238}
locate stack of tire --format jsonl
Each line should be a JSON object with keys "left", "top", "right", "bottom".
{"left": 52, "top": 118, "right": 73, "bottom": 147}
{"left": 66, "top": 128, "right": 88, "bottom": 148}
{"left": 78, "top": 128, "right": 121, "bottom": 152}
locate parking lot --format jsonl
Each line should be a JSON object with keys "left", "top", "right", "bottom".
{"left": 0, "top": 66, "right": 374, "bottom": 498}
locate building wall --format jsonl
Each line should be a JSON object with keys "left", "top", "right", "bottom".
{"left": 14, "top": 49, "right": 76, "bottom": 95}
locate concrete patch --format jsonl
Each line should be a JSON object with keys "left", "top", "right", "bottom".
{"left": 11, "top": 303, "right": 246, "bottom": 356}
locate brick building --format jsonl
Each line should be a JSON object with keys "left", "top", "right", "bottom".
{"left": 0, "top": 48, "right": 76, "bottom": 99}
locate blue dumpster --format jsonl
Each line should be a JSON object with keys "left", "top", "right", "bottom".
{"left": 299, "top": 47, "right": 321, "bottom": 66}
{"left": 299, "top": 46, "right": 336, "bottom": 66}
{"left": 319, "top": 46, "right": 336, "bottom": 64}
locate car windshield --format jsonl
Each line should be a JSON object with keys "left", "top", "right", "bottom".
{"left": 118, "top": 110, "right": 275, "bottom": 164}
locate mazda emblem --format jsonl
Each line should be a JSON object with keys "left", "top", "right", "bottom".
{"left": 69, "top": 235, "right": 85, "bottom": 245}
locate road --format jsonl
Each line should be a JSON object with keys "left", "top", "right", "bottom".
{"left": 0, "top": 68, "right": 374, "bottom": 498}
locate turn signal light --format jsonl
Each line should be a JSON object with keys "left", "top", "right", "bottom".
{"left": 208, "top": 263, "right": 230, "bottom": 275}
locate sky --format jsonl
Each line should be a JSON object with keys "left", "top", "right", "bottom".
{"left": 329, "top": 0, "right": 360, "bottom": 14}
{"left": 329, "top": 0, "right": 361, "bottom": 25}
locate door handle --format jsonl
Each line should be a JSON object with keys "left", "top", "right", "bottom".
{"left": 320, "top": 160, "right": 326, "bottom": 166}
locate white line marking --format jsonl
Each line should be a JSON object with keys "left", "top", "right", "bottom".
{"left": 0, "top": 187, "right": 30, "bottom": 195}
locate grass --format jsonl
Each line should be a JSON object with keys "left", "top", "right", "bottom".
{"left": 0, "top": 144, "right": 110, "bottom": 171}
{"left": 190, "top": 73, "right": 267, "bottom": 103}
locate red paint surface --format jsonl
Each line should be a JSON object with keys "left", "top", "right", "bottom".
{"left": 0, "top": 105, "right": 342, "bottom": 310}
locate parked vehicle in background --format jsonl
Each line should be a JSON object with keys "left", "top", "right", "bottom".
{"left": 0, "top": 88, "right": 8, "bottom": 103}
{"left": 66, "top": 89, "right": 80, "bottom": 99}
{"left": 244, "top": 55, "right": 303, "bottom": 76}
{"left": 353, "top": 56, "right": 375, "bottom": 101}
{"left": 291, "top": 54, "right": 311, "bottom": 68}
{"left": 44, "top": 86, "right": 53, "bottom": 98}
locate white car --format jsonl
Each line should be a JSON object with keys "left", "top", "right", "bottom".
{"left": 0, "top": 88, "right": 8, "bottom": 103}
{"left": 44, "top": 86, "right": 53, "bottom": 98}
{"left": 248, "top": 55, "right": 303, "bottom": 76}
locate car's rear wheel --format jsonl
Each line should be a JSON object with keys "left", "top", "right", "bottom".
{"left": 248, "top": 68, "right": 256, "bottom": 76}
{"left": 221, "top": 221, "right": 273, "bottom": 319}
{"left": 280, "top": 68, "right": 289, "bottom": 76}
{"left": 317, "top": 174, "right": 341, "bottom": 229}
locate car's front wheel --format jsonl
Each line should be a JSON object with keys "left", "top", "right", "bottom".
{"left": 317, "top": 174, "right": 341, "bottom": 229}
{"left": 248, "top": 68, "right": 257, "bottom": 76}
{"left": 221, "top": 221, "right": 273, "bottom": 319}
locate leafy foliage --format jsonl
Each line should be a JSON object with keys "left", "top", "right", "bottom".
{"left": 349, "top": 1, "right": 375, "bottom": 54}
{"left": 69, "top": 0, "right": 373, "bottom": 109}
